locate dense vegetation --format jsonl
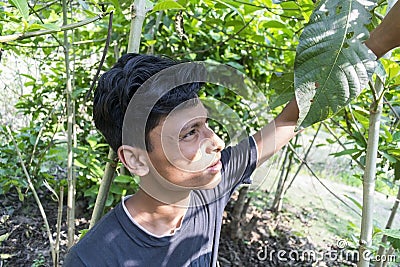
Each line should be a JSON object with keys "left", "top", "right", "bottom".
{"left": 0, "top": 0, "right": 399, "bottom": 266}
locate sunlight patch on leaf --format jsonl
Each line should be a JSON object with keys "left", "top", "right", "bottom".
{"left": 294, "top": 0, "right": 378, "bottom": 128}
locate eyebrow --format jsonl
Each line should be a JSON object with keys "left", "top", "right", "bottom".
{"left": 180, "top": 117, "right": 206, "bottom": 133}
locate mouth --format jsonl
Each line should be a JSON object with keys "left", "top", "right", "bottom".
{"left": 206, "top": 158, "right": 222, "bottom": 173}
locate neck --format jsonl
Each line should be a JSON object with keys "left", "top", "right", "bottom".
{"left": 125, "top": 188, "right": 190, "bottom": 236}
{"left": 139, "top": 171, "right": 192, "bottom": 206}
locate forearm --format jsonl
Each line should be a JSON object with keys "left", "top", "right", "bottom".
{"left": 365, "top": 0, "right": 400, "bottom": 58}
{"left": 274, "top": 98, "right": 299, "bottom": 127}
{"left": 253, "top": 99, "right": 299, "bottom": 165}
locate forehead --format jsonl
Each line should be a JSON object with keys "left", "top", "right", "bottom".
{"left": 155, "top": 101, "right": 208, "bottom": 134}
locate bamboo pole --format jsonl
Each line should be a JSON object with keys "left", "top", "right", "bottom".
{"left": 89, "top": 149, "right": 118, "bottom": 228}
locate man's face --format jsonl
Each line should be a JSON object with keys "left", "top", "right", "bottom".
{"left": 147, "top": 101, "right": 225, "bottom": 190}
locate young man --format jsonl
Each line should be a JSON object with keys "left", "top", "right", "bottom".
{"left": 65, "top": 2, "right": 400, "bottom": 266}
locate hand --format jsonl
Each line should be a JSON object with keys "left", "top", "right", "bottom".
{"left": 365, "top": 0, "right": 400, "bottom": 58}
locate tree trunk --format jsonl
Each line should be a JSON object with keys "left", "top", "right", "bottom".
{"left": 358, "top": 0, "right": 397, "bottom": 263}
{"left": 229, "top": 186, "right": 249, "bottom": 239}
{"left": 272, "top": 136, "right": 298, "bottom": 213}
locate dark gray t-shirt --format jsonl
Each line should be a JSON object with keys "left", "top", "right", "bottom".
{"left": 64, "top": 136, "right": 257, "bottom": 267}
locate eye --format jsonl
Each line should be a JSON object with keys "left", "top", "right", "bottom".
{"left": 180, "top": 129, "right": 197, "bottom": 141}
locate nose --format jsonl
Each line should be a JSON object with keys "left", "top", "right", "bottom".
{"left": 204, "top": 127, "right": 225, "bottom": 154}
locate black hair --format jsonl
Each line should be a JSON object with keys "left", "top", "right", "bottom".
{"left": 93, "top": 53, "right": 203, "bottom": 151}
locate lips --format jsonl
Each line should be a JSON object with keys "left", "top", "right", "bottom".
{"left": 206, "top": 158, "right": 222, "bottom": 173}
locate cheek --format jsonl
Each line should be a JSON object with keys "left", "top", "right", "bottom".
{"left": 158, "top": 141, "right": 199, "bottom": 172}
{"left": 179, "top": 143, "right": 201, "bottom": 162}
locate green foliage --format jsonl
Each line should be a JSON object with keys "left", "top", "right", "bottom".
{"left": 0, "top": 2, "right": 399, "bottom": 260}
{"left": 8, "top": 0, "right": 29, "bottom": 21}
{"left": 31, "top": 254, "right": 46, "bottom": 267}
{"left": 294, "top": 0, "right": 377, "bottom": 128}
{"left": 380, "top": 229, "right": 400, "bottom": 250}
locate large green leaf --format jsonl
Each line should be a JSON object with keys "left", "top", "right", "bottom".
{"left": 294, "top": 0, "right": 377, "bottom": 128}
{"left": 9, "top": 0, "right": 29, "bottom": 20}
{"left": 268, "top": 72, "right": 295, "bottom": 109}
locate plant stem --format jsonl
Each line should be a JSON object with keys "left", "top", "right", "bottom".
{"left": 63, "top": 0, "right": 76, "bottom": 249}
{"left": 127, "top": 0, "right": 152, "bottom": 53}
{"left": 374, "top": 184, "right": 400, "bottom": 267}
{"left": 289, "top": 143, "right": 361, "bottom": 216}
{"left": 0, "top": 12, "right": 109, "bottom": 43}
{"left": 55, "top": 186, "right": 64, "bottom": 267}
{"left": 322, "top": 121, "right": 365, "bottom": 170}
{"left": 89, "top": 149, "right": 118, "bottom": 228}
{"left": 5, "top": 126, "right": 56, "bottom": 264}
{"left": 272, "top": 135, "right": 298, "bottom": 212}
{"left": 283, "top": 123, "right": 321, "bottom": 196}
{"left": 85, "top": 11, "right": 114, "bottom": 101}
{"left": 358, "top": 78, "right": 384, "bottom": 267}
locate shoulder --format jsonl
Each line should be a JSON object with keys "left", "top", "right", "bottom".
{"left": 65, "top": 204, "right": 126, "bottom": 263}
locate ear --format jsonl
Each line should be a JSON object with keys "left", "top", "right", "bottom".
{"left": 117, "top": 145, "right": 149, "bottom": 176}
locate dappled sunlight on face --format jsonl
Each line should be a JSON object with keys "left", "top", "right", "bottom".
{"left": 145, "top": 101, "right": 225, "bottom": 190}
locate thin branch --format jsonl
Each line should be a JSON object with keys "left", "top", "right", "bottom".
{"left": 5, "top": 125, "right": 56, "bottom": 263}
{"left": 85, "top": 11, "right": 114, "bottom": 101}
{"left": 31, "top": 0, "right": 58, "bottom": 14}
{"left": 175, "top": 16, "right": 256, "bottom": 57}
{"left": 3, "top": 38, "right": 111, "bottom": 49}
{"left": 283, "top": 123, "right": 322, "bottom": 196}
{"left": 369, "top": 80, "right": 379, "bottom": 103}
{"left": 0, "top": 12, "right": 110, "bottom": 43}
{"left": 29, "top": 100, "right": 61, "bottom": 167}
{"left": 322, "top": 121, "right": 365, "bottom": 171}
{"left": 54, "top": 186, "right": 64, "bottom": 267}
{"left": 288, "top": 143, "right": 362, "bottom": 217}
{"left": 383, "top": 96, "right": 400, "bottom": 121}
{"left": 348, "top": 105, "right": 368, "bottom": 145}
{"left": 27, "top": 1, "right": 63, "bottom": 47}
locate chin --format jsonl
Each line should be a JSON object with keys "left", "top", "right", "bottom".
{"left": 197, "top": 173, "right": 222, "bottom": 190}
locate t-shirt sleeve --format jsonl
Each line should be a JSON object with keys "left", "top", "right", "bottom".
{"left": 220, "top": 135, "right": 258, "bottom": 187}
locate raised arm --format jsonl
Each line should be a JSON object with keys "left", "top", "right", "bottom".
{"left": 252, "top": 99, "right": 299, "bottom": 166}
{"left": 253, "top": 1, "right": 400, "bottom": 166}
